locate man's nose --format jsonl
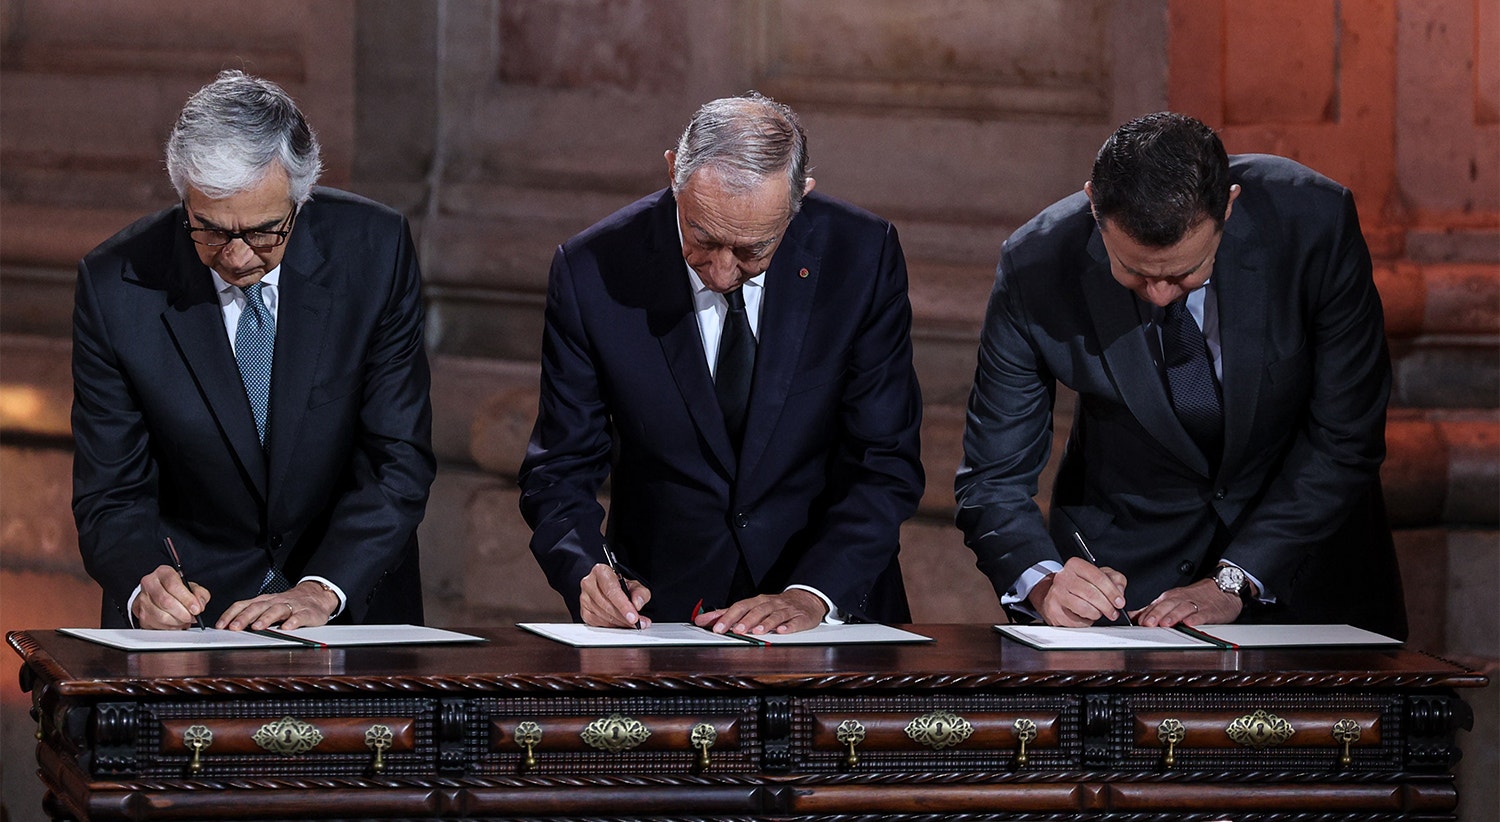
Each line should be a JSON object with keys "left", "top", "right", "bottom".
{"left": 218, "top": 238, "right": 255, "bottom": 265}
{"left": 1144, "top": 280, "right": 1180, "bottom": 307}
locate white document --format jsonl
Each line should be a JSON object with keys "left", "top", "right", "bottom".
{"left": 995, "top": 623, "right": 1402, "bottom": 651}
{"left": 996, "top": 624, "right": 1217, "bottom": 651}
{"left": 1184, "top": 623, "right": 1402, "bottom": 649}
{"left": 58, "top": 624, "right": 485, "bottom": 652}
{"left": 519, "top": 622, "right": 931, "bottom": 648}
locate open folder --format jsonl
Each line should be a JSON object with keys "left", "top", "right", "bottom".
{"left": 519, "top": 622, "right": 933, "bottom": 648}
{"left": 57, "top": 624, "right": 486, "bottom": 652}
{"left": 994, "top": 623, "right": 1403, "bottom": 651}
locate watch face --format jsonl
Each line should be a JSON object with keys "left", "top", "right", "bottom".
{"left": 1216, "top": 565, "right": 1246, "bottom": 593}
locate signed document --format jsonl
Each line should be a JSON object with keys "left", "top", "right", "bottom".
{"left": 519, "top": 622, "right": 933, "bottom": 648}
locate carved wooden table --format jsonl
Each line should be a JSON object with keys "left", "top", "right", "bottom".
{"left": 8, "top": 625, "right": 1486, "bottom": 820}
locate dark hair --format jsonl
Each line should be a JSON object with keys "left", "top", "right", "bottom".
{"left": 1089, "top": 112, "right": 1230, "bottom": 246}
{"left": 671, "top": 91, "right": 810, "bottom": 215}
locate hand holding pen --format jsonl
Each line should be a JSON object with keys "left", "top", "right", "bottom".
{"left": 581, "top": 544, "right": 650, "bottom": 629}
{"left": 1066, "top": 531, "right": 1132, "bottom": 626}
{"left": 132, "top": 538, "right": 211, "bottom": 631}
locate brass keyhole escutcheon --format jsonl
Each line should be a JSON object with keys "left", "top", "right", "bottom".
{"left": 1013, "top": 718, "right": 1038, "bottom": 768}
{"left": 1332, "top": 719, "right": 1361, "bottom": 767}
{"left": 1158, "top": 718, "right": 1186, "bottom": 769}
{"left": 515, "top": 721, "right": 543, "bottom": 772}
{"left": 835, "top": 719, "right": 866, "bottom": 768}
{"left": 183, "top": 725, "right": 213, "bottom": 774}
{"left": 364, "top": 724, "right": 393, "bottom": 774}
{"left": 690, "top": 722, "right": 717, "bottom": 769}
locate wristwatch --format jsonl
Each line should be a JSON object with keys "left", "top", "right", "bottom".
{"left": 1213, "top": 564, "right": 1251, "bottom": 601}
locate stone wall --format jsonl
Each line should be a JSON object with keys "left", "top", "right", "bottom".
{"left": 1, "top": 2, "right": 1495, "bottom": 820}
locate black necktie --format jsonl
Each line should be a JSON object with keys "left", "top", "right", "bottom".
{"left": 1160, "top": 299, "right": 1223, "bottom": 459}
{"left": 715, "top": 287, "right": 756, "bottom": 450}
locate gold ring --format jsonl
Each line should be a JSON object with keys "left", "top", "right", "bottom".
{"left": 1189, "top": 601, "right": 1199, "bottom": 613}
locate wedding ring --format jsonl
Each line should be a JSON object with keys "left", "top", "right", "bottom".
{"left": 1189, "top": 601, "right": 1199, "bottom": 613}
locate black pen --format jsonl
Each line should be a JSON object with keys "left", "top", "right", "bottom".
{"left": 1070, "top": 531, "right": 1132, "bottom": 626}
{"left": 599, "top": 543, "right": 643, "bottom": 629}
{"left": 162, "top": 537, "right": 208, "bottom": 630}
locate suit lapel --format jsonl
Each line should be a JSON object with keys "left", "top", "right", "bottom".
{"left": 1081, "top": 231, "right": 1212, "bottom": 477}
{"left": 737, "top": 214, "right": 817, "bottom": 485}
{"left": 159, "top": 225, "right": 268, "bottom": 502}
{"left": 646, "top": 195, "right": 737, "bottom": 475}
{"left": 1210, "top": 211, "right": 1268, "bottom": 477}
{"left": 266, "top": 217, "right": 334, "bottom": 508}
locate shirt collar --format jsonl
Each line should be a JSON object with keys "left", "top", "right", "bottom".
{"left": 211, "top": 265, "right": 281, "bottom": 296}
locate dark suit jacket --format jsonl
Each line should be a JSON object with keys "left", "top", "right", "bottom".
{"left": 518, "top": 189, "right": 925, "bottom": 623}
{"left": 73, "top": 188, "right": 436, "bottom": 628}
{"left": 956, "top": 155, "right": 1407, "bottom": 638}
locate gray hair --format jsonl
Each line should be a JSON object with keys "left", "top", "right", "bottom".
{"left": 671, "top": 92, "right": 810, "bottom": 215}
{"left": 166, "top": 70, "right": 323, "bottom": 204}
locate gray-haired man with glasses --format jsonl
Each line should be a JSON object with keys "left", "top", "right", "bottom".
{"left": 72, "top": 70, "right": 435, "bottom": 630}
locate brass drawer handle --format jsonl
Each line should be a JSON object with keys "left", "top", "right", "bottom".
{"left": 514, "top": 721, "right": 542, "bottom": 771}
{"left": 253, "top": 716, "right": 324, "bottom": 755}
{"left": 581, "top": 713, "right": 650, "bottom": 753}
{"left": 905, "top": 710, "right": 973, "bottom": 751}
{"left": 1013, "top": 717, "right": 1038, "bottom": 768}
{"left": 1158, "top": 718, "right": 1185, "bottom": 768}
{"left": 1226, "top": 709, "right": 1295, "bottom": 749}
{"left": 835, "top": 719, "right": 866, "bottom": 767}
{"left": 1332, "top": 718, "right": 1361, "bottom": 767}
{"left": 690, "top": 722, "right": 717, "bottom": 769}
{"left": 183, "top": 725, "right": 213, "bottom": 774}
{"left": 364, "top": 724, "right": 393, "bottom": 773}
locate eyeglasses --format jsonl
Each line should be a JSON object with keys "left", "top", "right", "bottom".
{"left": 182, "top": 206, "right": 298, "bottom": 250}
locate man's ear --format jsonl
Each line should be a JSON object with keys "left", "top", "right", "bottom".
{"left": 1223, "top": 183, "right": 1241, "bottom": 223}
{"left": 665, "top": 150, "right": 677, "bottom": 188}
{"left": 802, "top": 177, "right": 816, "bottom": 196}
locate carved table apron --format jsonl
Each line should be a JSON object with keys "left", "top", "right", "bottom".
{"left": 9, "top": 625, "right": 1486, "bottom": 821}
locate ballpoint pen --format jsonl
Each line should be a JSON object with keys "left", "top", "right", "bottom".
{"left": 162, "top": 537, "right": 208, "bottom": 630}
{"left": 599, "top": 543, "right": 643, "bottom": 629}
{"left": 1070, "top": 531, "right": 1132, "bottom": 626}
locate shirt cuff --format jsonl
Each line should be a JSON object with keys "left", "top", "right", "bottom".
{"left": 1001, "top": 560, "right": 1064, "bottom": 621}
{"left": 784, "top": 584, "right": 845, "bottom": 624}
{"left": 299, "top": 575, "right": 347, "bottom": 618}
{"left": 126, "top": 585, "right": 143, "bottom": 628}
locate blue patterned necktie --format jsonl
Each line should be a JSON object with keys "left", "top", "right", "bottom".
{"left": 715, "top": 287, "right": 756, "bottom": 450}
{"left": 236, "top": 282, "right": 276, "bottom": 447}
{"left": 1160, "top": 299, "right": 1223, "bottom": 460}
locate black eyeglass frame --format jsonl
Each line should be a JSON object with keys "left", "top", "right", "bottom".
{"left": 181, "top": 205, "right": 299, "bottom": 250}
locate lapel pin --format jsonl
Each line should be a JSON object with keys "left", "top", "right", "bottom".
{"left": 798, "top": 268, "right": 809, "bottom": 278}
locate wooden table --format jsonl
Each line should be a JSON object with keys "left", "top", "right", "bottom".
{"left": 8, "top": 624, "right": 1487, "bottom": 820}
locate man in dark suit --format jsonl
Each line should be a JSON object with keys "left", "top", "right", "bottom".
{"left": 519, "top": 93, "right": 924, "bottom": 635}
{"left": 73, "top": 71, "right": 435, "bottom": 630}
{"left": 956, "top": 112, "right": 1406, "bottom": 638}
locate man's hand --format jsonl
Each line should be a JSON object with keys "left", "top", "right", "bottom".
{"left": 133, "top": 564, "right": 211, "bottom": 630}
{"left": 579, "top": 563, "right": 652, "bottom": 628}
{"left": 1133, "top": 578, "right": 1243, "bottom": 627}
{"left": 693, "top": 588, "right": 829, "bottom": 636}
{"left": 1029, "top": 557, "right": 1129, "bottom": 627}
{"left": 216, "top": 580, "right": 340, "bottom": 631}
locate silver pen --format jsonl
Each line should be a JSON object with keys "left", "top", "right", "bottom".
{"left": 1070, "top": 531, "right": 1132, "bottom": 626}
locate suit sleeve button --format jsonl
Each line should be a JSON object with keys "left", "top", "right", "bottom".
{"left": 1178, "top": 560, "right": 1195, "bottom": 575}
{"left": 734, "top": 513, "right": 749, "bottom": 528}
